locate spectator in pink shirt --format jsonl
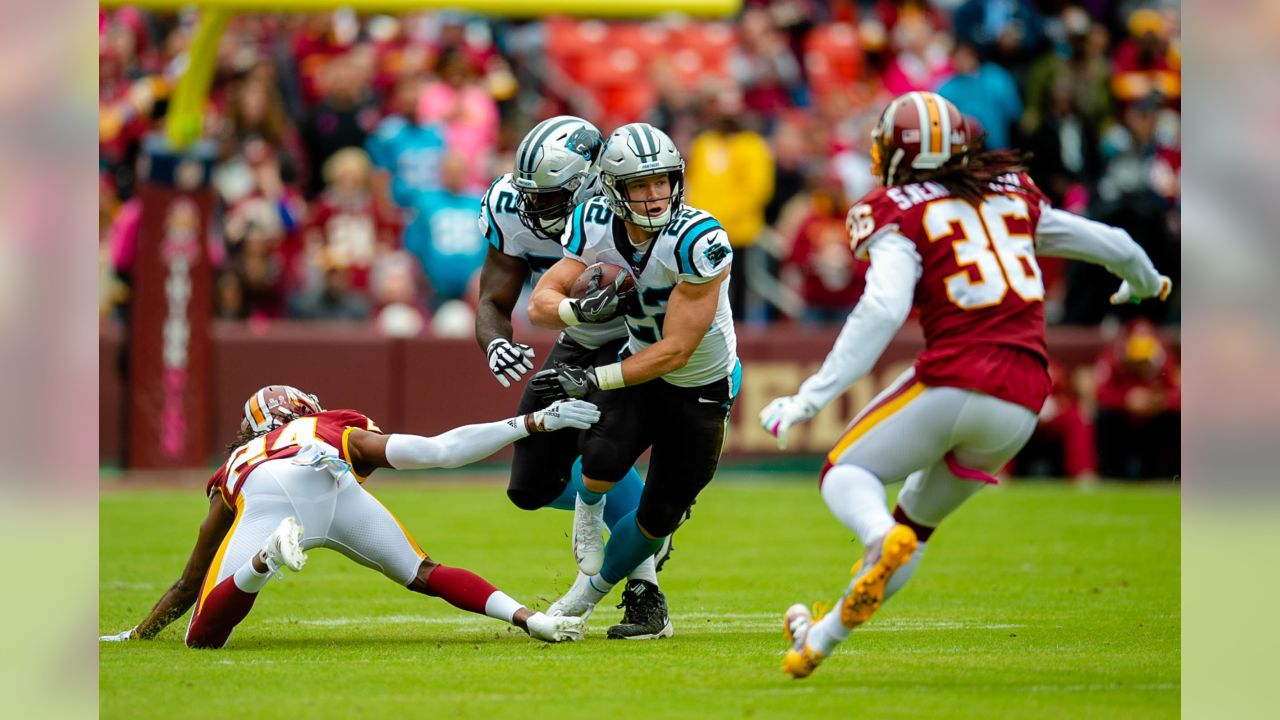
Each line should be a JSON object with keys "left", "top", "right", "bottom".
{"left": 881, "top": 12, "right": 952, "bottom": 96}
{"left": 417, "top": 49, "right": 498, "bottom": 193}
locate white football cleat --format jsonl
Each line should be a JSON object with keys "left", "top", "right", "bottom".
{"left": 525, "top": 612, "right": 586, "bottom": 643}
{"left": 547, "top": 572, "right": 598, "bottom": 622}
{"left": 264, "top": 516, "right": 307, "bottom": 578}
{"left": 573, "top": 495, "right": 606, "bottom": 575}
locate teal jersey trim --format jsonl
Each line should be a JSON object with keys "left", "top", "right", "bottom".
{"left": 564, "top": 203, "right": 588, "bottom": 256}
{"left": 675, "top": 217, "right": 722, "bottom": 276}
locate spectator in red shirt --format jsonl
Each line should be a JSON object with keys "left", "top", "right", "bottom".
{"left": 303, "top": 147, "right": 400, "bottom": 293}
{"left": 1093, "top": 319, "right": 1180, "bottom": 479}
{"left": 1013, "top": 359, "right": 1097, "bottom": 483}
{"left": 783, "top": 175, "right": 865, "bottom": 324}
{"left": 1110, "top": 9, "right": 1180, "bottom": 112}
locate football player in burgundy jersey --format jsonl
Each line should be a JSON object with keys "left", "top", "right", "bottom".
{"left": 758, "top": 92, "right": 1173, "bottom": 678}
{"left": 100, "top": 385, "right": 599, "bottom": 648}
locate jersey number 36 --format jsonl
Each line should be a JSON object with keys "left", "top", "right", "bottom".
{"left": 924, "top": 196, "right": 1044, "bottom": 310}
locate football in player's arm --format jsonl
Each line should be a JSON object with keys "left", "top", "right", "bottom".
{"left": 101, "top": 386, "right": 599, "bottom": 648}
{"left": 528, "top": 243, "right": 723, "bottom": 393}
{"left": 470, "top": 118, "right": 674, "bottom": 641}
{"left": 524, "top": 123, "right": 739, "bottom": 634}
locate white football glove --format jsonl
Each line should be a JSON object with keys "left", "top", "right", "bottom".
{"left": 1110, "top": 275, "right": 1173, "bottom": 305}
{"left": 525, "top": 611, "right": 585, "bottom": 642}
{"left": 100, "top": 627, "right": 137, "bottom": 642}
{"left": 529, "top": 399, "right": 601, "bottom": 432}
{"left": 759, "top": 395, "right": 820, "bottom": 450}
{"left": 486, "top": 338, "right": 536, "bottom": 388}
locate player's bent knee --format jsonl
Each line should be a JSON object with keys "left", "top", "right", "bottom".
{"left": 636, "top": 504, "right": 684, "bottom": 539}
{"left": 580, "top": 461, "right": 630, "bottom": 486}
{"left": 506, "top": 485, "right": 555, "bottom": 511}
{"left": 184, "top": 625, "right": 226, "bottom": 650}
{"left": 407, "top": 557, "right": 440, "bottom": 593}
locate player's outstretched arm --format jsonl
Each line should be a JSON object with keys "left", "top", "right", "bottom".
{"left": 761, "top": 233, "right": 919, "bottom": 448}
{"left": 1034, "top": 206, "right": 1173, "bottom": 303}
{"left": 346, "top": 400, "right": 601, "bottom": 470}
{"left": 475, "top": 248, "right": 536, "bottom": 388}
{"left": 101, "top": 494, "right": 235, "bottom": 642}
{"left": 528, "top": 257, "right": 588, "bottom": 329}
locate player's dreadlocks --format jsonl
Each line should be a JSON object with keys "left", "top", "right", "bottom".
{"left": 225, "top": 426, "right": 269, "bottom": 455}
{"left": 896, "top": 138, "right": 1034, "bottom": 204}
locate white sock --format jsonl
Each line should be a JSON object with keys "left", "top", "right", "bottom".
{"left": 805, "top": 609, "right": 850, "bottom": 655}
{"left": 585, "top": 574, "right": 615, "bottom": 601}
{"left": 232, "top": 553, "right": 272, "bottom": 593}
{"left": 821, "top": 464, "right": 895, "bottom": 547}
{"left": 483, "top": 591, "right": 523, "bottom": 624}
{"left": 627, "top": 556, "right": 659, "bottom": 586}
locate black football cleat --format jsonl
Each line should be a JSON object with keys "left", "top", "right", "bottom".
{"left": 606, "top": 580, "right": 674, "bottom": 640}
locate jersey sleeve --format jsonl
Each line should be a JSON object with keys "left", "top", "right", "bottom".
{"left": 678, "top": 226, "right": 733, "bottom": 283}
{"left": 1013, "top": 172, "right": 1051, "bottom": 208}
{"left": 205, "top": 465, "right": 232, "bottom": 508}
{"left": 846, "top": 191, "right": 904, "bottom": 261}
{"left": 478, "top": 179, "right": 506, "bottom": 252}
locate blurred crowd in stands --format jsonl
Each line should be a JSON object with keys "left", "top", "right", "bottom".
{"left": 100, "top": 0, "right": 1180, "bottom": 333}
{"left": 98, "top": 0, "right": 1180, "bottom": 476}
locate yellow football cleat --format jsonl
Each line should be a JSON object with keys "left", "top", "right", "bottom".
{"left": 782, "top": 644, "right": 826, "bottom": 679}
{"left": 840, "top": 524, "right": 917, "bottom": 629}
{"left": 781, "top": 603, "right": 827, "bottom": 679}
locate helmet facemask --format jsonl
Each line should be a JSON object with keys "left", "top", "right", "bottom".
{"left": 516, "top": 181, "right": 579, "bottom": 240}
{"left": 603, "top": 168, "right": 685, "bottom": 231}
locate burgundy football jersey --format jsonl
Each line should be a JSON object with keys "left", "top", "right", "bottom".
{"left": 848, "top": 174, "right": 1052, "bottom": 412}
{"left": 207, "top": 409, "right": 381, "bottom": 509}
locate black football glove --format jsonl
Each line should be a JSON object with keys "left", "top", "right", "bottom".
{"left": 530, "top": 363, "right": 601, "bottom": 401}
{"left": 569, "top": 269, "right": 636, "bottom": 323}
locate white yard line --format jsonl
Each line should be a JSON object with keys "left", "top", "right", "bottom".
{"left": 280, "top": 613, "right": 1026, "bottom": 634}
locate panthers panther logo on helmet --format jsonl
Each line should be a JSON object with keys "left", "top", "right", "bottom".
{"left": 241, "top": 385, "right": 324, "bottom": 435}
{"left": 564, "top": 126, "right": 603, "bottom": 162}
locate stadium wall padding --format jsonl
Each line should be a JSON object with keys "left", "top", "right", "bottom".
{"left": 98, "top": 322, "right": 1179, "bottom": 467}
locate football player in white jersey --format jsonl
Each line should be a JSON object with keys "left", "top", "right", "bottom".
{"left": 473, "top": 117, "right": 672, "bottom": 639}
{"left": 527, "top": 123, "right": 741, "bottom": 630}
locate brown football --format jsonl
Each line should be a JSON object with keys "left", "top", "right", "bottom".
{"left": 570, "top": 262, "right": 634, "bottom": 299}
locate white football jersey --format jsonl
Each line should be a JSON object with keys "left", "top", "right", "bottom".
{"left": 478, "top": 174, "right": 626, "bottom": 349}
{"left": 561, "top": 196, "right": 738, "bottom": 387}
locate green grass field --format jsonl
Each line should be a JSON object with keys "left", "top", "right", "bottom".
{"left": 100, "top": 474, "right": 1179, "bottom": 719}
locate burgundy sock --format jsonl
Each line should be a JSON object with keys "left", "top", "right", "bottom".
{"left": 422, "top": 565, "right": 498, "bottom": 615}
{"left": 893, "top": 505, "right": 937, "bottom": 542}
{"left": 186, "top": 576, "right": 259, "bottom": 649}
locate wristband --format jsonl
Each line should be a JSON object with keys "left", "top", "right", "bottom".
{"left": 595, "top": 362, "right": 625, "bottom": 391}
{"left": 522, "top": 413, "right": 539, "bottom": 434}
{"left": 558, "top": 298, "right": 582, "bottom": 327}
